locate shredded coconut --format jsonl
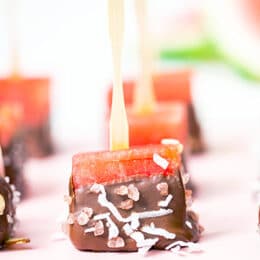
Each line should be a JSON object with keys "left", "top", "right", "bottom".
{"left": 153, "top": 153, "right": 169, "bottom": 170}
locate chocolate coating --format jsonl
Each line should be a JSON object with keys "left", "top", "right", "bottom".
{"left": 188, "top": 104, "right": 205, "bottom": 154}
{"left": 0, "top": 177, "right": 15, "bottom": 248}
{"left": 24, "top": 120, "right": 54, "bottom": 158}
{"left": 68, "top": 171, "right": 201, "bottom": 252}
{"left": 2, "top": 137, "right": 26, "bottom": 196}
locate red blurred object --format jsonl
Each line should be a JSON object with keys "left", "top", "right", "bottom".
{"left": 107, "top": 71, "right": 192, "bottom": 109}
{"left": 0, "top": 77, "right": 50, "bottom": 128}
{"left": 0, "top": 103, "right": 23, "bottom": 147}
{"left": 72, "top": 144, "right": 181, "bottom": 189}
{"left": 242, "top": 0, "right": 260, "bottom": 31}
{"left": 127, "top": 102, "right": 188, "bottom": 147}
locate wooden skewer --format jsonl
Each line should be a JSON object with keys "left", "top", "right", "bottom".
{"left": 7, "top": 0, "right": 20, "bottom": 78}
{"left": 108, "top": 0, "right": 129, "bottom": 151}
{"left": 133, "top": 0, "right": 155, "bottom": 115}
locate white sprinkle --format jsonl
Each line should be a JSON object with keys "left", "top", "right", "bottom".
{"left": 130, "top": 213, "right": 140, "bottom": 229}
{"left": 0, "top": 194, "right": 5, "bottom": 215}
{"left": 94, "top": 220, "right": 104, "bottom": 236}
{"left": 106, "top": 215, "right": 119, "bottom": 239}
{"left": 158, "top": 194, "right": 173, "bottom": 207}
{"left": 127, "top": 184, "right": 140, "bottom": 202}
{"left": 185, "top": 220, "right": 193, "bottom": 229}
{"left": 141, "top": 223, "right": 176, "bottom": 239}
{"left": 82, "top": 207, "right": 93, "bottom": 218}
{"left": 84, "top": 227, "right": 96, "bottom": 233}
{"left": 166, "top": 241, "right": 202, "bottom": 253}
{"left": 77, "top": 212, "right": 89, "bottom": 226}
{"left": 107, "top": 236, "right": 125, "bottom": 248}
{"left": 122, "top": 223, "right": 134, "bottom": 236}
{"left": 156, "top": 182, "right": 169, "bottom": 196}
{"left": 161, "top": 138, "right": 180, "bottom": 145}
{"left": 6, "top": 214, "right": 13, "bottom": 224}
{"left": 114, "top": 185, "right": 128, "bottom": 196}
{"left": 153, "top": 153, "right": 169, "bottom": 170}
{"left": 90, "top": 183, "right": 102, "bottom": 193}
{"left": 93, "top": 212, "right": 110, "bottom": 220}
{"left": 4, "top": 176, "right": 10, "bottom": 183}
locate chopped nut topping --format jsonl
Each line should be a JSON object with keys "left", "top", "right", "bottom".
{"left": 77, "top": 212, "right": 89, "bottom": 226}
{"left": 64, "top": 195, "right": 72, "bottom": 205}
{"left": 0, "top": 194, "right": 5, "bottom": 215}
{"left": 118, "top": 199, "right": 134, "bottom": 210}
{"left": 107, "top": 236, "right": 125, "bottom": 248}
{"left": 114, "top": 185, "right": 128, "bottom": 196}
{"left": 128, "top": 184, "right": 140, "bottom": 201}
{"left": 156, "top": 182, "right": 169, "bottom": 196}
{"left": 94, "top": 220, "right": 104, "bottom": 236}
{"left": 82, "top": 207, "right": 93, "bottom": 218}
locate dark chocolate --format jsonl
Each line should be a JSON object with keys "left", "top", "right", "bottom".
{"left": 68, "top": 171, "right": 201, "bottom": 252}
{"left": 0, "top": 177, "right": 15, "bottom": 248}
{"left": 188, "top": 104, "right": 205, "bottom": 154}
{"left": 23, "top": 120, "right": 54, "bottom": 158}
{"left": 2, "top": 137, "right": 26, "bottom": 196}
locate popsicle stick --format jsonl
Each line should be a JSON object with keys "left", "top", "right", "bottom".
{"left": 133, "top": 0, "right": 156, "bottom": 115}
{"left": 0, "top": 146, "right": 5, "bottom": 177}
{"left": 108, "top": 0, "right": 129, "bottom": 151}
{"left": 7, "top": 0, "right": 20, "bottom": 78}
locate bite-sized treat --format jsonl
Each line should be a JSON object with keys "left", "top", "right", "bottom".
{"left": 0, "top": 176, "right": 17, "bottom": 248}
{"left": 0, "top": 104, "right": 26, "bottom": 195}
{"left": 127, "top": 102, "right": 189, "bottom": 173}
{"left": 0, "top": 77, "right": 54, "bottom": 158}
{"left": 107, "top": 71, "right": 205, "bottom": 153}
{"left": 67, "top": 143, "right": 202, "bottom": 252}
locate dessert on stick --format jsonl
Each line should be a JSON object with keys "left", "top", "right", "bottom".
{"left": 0, "top": 147, "right": 29, "bottom": 249}
{"left": 67, "top": 0, "right": 202, "bottom": 253}
{"left": 0, "top": 103, "right": 26, "bottom": 195}
{"left": 0, "top": 0, "right": 54, "bottom": 158}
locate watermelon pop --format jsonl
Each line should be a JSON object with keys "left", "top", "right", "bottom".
{"left": 0, "top": 103, "right": 26, "bottom": 195}
{"left": 67, "top": 0, "right": 202, "bottom": 253}
{"left": 0, "top": 0, "right": 54, "bottom": 158}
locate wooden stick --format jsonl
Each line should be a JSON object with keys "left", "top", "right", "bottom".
{"left": 133, "top": 0, "right": 155, "bottom": 115}
{"left": 108, "top": 0, "right": 129, "bottom": 151}
{"left": 7, "top": 0, "right": 20, "bottom": 78}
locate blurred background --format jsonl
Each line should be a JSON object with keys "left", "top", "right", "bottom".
{"left": 0, "top": 0, "right": 259, "bottom": 151}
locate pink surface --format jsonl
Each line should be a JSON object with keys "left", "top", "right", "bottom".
{"left": 1, "top": 142, "right": 260, "bottom": 259}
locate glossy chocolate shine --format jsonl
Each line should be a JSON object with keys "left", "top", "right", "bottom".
{"left": 69, "top": 171, "right": 201, "bottom": 252}
{"left": 0, "top": 177, "right": 15, "bottom": 247}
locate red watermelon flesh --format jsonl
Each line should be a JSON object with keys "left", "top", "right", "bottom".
{"left": 72, "top": 144, "right": 181, "bottom": 189}
{"left": 107, "top": 71, "right": 192, "bottom": 111}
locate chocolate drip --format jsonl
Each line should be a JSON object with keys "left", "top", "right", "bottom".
{"left": 0, "top": 177, "right": 15, "bottom": 247}
{"left": 68, "top": 171, "right": 201, "bottom": 252}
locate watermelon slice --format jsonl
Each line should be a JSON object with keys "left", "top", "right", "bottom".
{"left": 72, "top": 144, "right": 181, "bottom": 189}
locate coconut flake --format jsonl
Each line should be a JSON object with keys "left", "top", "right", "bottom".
{"left": 156, "top": 182, "right": 169, "bottom": 196}
{"left": 94, "top": 220, "right": 105, "bottom": 236}
{"left": 158, "top": 194, "right": 173, "bottom": 207}
{"left": 153, "top": 153, "right": 169, "bottom": 170}
{"left": 127, "top": 184, "right": 140, "bottom": 201}
{"left": 114, "top": 185, "right": 128, "bottom": 196}
{"left": 185, "top": 220, "right": 193, "bottom": 229}
{"left": 82, "top": 207, "right": 93, "bottom": 218}
{"left": 77, "top": 211, "right": 89, "bottom": 226}
{"left": 118, "top": 199, "right": 133, "bottom": 210}
{"left": 107, "top": 237, "right": 125, "bottom": 248}
{"left": 141, "top": 223, "right": 176, "bottom": 239}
